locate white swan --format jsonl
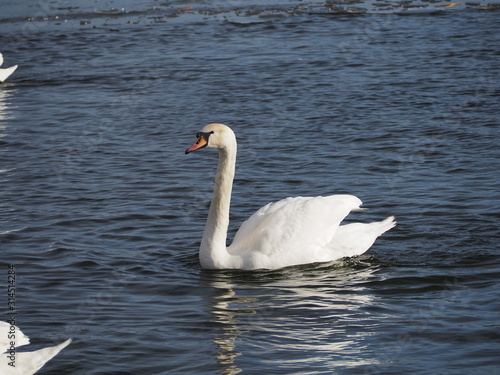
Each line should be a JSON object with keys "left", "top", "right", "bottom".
{"left": 0, "top": 321, "right": 71, "bottom": 375}
{"left": 0, "top": 53, "right": 18, "bottom": 83}
{"left": 185, "top": 123, "right": 395, "bottom": 270}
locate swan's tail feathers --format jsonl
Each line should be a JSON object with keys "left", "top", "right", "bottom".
{"left": 379, "top": 216, "right": 396, "bottom": 235}
{"left": 352, "top": 207, "right": 368, "bottom": 211}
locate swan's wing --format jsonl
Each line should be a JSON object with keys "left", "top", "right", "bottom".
{"left": 0, "top": 322, "right": 30, "bottom": 353}
{"left": 228, "top": 195, "right": 362, "bottom": 268}
{"left": 1, "top": 338, "right": 72, "bottom": 375}
{"left": 0, "top": 65, "right": 18, "bottom": 83}
{"left": 1, "top": 322, "right": 71, "bottom": 375}
{"left": 329, "top": 216, "right": 396, "bottom": 258}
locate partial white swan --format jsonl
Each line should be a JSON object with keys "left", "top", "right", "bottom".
{"left": 0, "top": 321, "right": 71, "bottom": 375}
{"left": 0, "top": 53, "right": 18, "bottom": 83}
{"left": 185, "top": 123, "right": 395, "bottom": 270}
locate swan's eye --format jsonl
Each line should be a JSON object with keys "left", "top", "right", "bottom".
{"left": 195, "top": 131, "right": 215, "bottom": 143}
{"left": 186, "top": 130, "right": 214, "bottom": 154}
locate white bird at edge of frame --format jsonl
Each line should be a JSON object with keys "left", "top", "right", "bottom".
{"left": 0, "top": 321, "right": 71, "bottom": 375}
{"left": 0, "top": 53, "right": 18, "bottom": 83}
{"left": 185, "top": 123, "right": 396, "bottom": 270}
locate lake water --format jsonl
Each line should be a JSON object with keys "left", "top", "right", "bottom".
{"left": 1, "top": 0, "right": 499, "bottom": 374}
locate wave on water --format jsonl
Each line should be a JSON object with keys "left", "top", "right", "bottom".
{"left": 1, "top": 0, "right": 500, "bottom": 32}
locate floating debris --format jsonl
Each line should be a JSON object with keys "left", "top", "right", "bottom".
{"left": 57, "top": 6, "right": 79, "bottom": 11}
{"left": 176, "top": 7, "right": 194, "bottom": 12}
{"left": 94, "top": 8, "right": 125, "bottom": 15}
{"left": 435, "top": 2, "right": 462, "bottom": 7}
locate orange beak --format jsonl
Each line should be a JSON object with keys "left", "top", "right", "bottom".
{"left": 185, "top": 134, "right": 208, "bottom": 154}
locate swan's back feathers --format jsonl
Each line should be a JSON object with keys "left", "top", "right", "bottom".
{"left": 228, "top": 195, "right": 363, "bottom": 268}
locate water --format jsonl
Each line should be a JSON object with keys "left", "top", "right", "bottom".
{"left": 1, "top": 0, "right": 500, "bottom": 374}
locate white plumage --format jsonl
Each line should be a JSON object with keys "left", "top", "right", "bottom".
{"left": 0, "top": 321, "right": 71, "bottom": 375}
{"left": 186, "top": 123, "right": 395, "bottom": 270}
{"left": 0, "top": 53, "right": 18, "bottom": 82}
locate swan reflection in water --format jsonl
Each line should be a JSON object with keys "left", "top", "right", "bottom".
{"left": 0, "top": 87, "right": 14, "bottom": 120}
{"left": 0, "top": 88, "right": 15, "bottom": 176}
{"left": 204, "top": 260, "right": 380, "bottom": 374}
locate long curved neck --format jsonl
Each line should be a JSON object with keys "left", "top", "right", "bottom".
{"left": 199, "top": 144, "right": 236, "bottom": 269}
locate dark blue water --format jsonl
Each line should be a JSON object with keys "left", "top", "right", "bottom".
{"left": 1, "top": 0, "right": 500, "bottom": 374}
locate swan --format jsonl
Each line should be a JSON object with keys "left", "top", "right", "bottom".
{"left": 0, "top": 321, "right": 71, "bottom": 375}
{"left": 0, "top": 53, "right": 18, "bottom": 82}
{"left": 185, "top": 123, "right": 395, "bottom": 270}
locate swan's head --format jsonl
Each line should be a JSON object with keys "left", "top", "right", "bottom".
{"left": 185, "top": 123, "right": 236, "bottom": 154}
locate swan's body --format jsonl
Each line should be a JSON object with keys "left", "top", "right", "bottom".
{"left": 186, "top": 123, "right": 395, "bottom": 270}
{"left": 0, "top": 321, "right": 71, "bottom": 375}
{"left": 0, "top": 53, "right": 18, "bottom": 82}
